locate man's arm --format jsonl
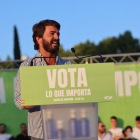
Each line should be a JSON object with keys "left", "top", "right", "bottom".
{"left": 14, "top": 68, "right": 35, "bottom": 110}
{"left": 14, "top": 69, "right": 25, "bottom": 110}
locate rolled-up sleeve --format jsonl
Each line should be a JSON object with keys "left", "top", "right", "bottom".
{"left": 14, "top": 68, "right": 25, "bottom": 110}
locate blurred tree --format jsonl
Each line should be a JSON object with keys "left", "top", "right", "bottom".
{"left": 73, "top": 40, "right": 97, "bottom": 56}
{"left": 58, "top": 45, "right": 74, "bottom": 57}
{"left": 6, "top": 55, "right": 14, "bottom": 69}
{"left": 97, "top": 31, "right": 140, "bottom": 62}
{"left": 71, "top": 40, "right": 97, "bottom": 63}
{"left": 58, "top": 45, "right": 65, "bottom": 56}
{"left": 58, "top": 41, "right": 97, "bottom": 58}
{"left": 97, "top": 37, "right": 118, "bottom": 54}
{"left": 14, "top": 26, "right": 21, "bottom": 60}
{"left": 6, "top": 55, "right": 11, "bottom": 60}
{"left": 1, "top": 30, "right": 139, "bottom": 68}
{"left": 58, "top": 31, "right": 140, "bottom": 63}
{"left": 0, "top": 55, "right": 14, "bottom": 69}
{"left": 117, "top": 31, "right": 140, "bottom": 53}
{"left": 0, "top": 57, "right": 2, "bottom": 69}
{"left": 14, "top": 26, "right": 21, "bottom": 68}
{"left": 97, "top": 31, "right": 140, "bottom": 54}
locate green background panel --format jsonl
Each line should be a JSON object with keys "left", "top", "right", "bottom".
{"left": 0, "top": 63, "right": 140, "bottom": 136}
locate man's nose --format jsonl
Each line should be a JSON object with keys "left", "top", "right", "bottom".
{"left": 54, "top": 33, "right": 59, "bottom": 40}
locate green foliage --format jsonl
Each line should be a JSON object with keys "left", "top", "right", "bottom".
{"left": 6, "top": 55, "right": 11, "bottom": 61}
{"left": 0, "top": 30, "right": 140, "bottom": 65}
{"left": 73, "top": 40, "right": 97, "bottom": 56}
{"left": 6, "top": 55, "right": 14, "bottom": 68}
{"left": 58, "top": 45, "right": 74, "bottom": 57}
{"left": 97, "top": 31, "right": 140, "bottom": 62}
{"left": 58, "top": 31, "right": 140, "bottom": 63}
{"left": 0, "top": 55, "right": 14, "bottom": 69}
{"left": 98, "top": 31, "right": 140, "bottom": 54}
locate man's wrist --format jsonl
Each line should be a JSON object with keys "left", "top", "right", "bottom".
{"left": 24, "top": 106, "right": 35, "bottom": 109}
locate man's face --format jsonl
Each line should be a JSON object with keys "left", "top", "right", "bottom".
{"left": 136, "top": 120, "right": 140, "bottom": 128}
{"left": 111, "top": 119, "right": 117, "bottom": 127}
{"left": 98, "top": 122, "right": 105, "bottom": 133}
{"left": 0, "top": 125, "right": 6, "bottom": 134}
{"left": 20, "top": 124, "right": 27, "bottom": 133}
{"left": 42, "top": 26, "right": 60, "bottom": 54}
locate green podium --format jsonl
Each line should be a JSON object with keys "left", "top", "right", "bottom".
{"left": 20, "top": 63, "right": 116, "bottom": 140}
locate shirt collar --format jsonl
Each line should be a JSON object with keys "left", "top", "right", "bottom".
{"left": 99, "top": 133, "right": 107, "bottom": 139}
{"left": 35, "top": 52, "right": 59, "bottom": 65}
{"left": 135, "top": 127, "right": 140, "bottom": 131}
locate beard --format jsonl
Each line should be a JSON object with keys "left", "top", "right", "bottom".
{"left": 99, "top": 129, "right": 105, "bottom": 134}
{"left": 0, "top": 130, "right": 6, "bottom": 134}
{"left": 42, "top": 38, "right": 60, "bottom": 54}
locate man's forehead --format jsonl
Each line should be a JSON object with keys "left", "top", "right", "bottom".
{"left": 21, "top": 125, "right": 26, "bottom": 127}
{"left": 0, "top": 125, "right": 5, "bottom": 128}
{"left": 45, "top": 25, "right": 59, "bottom": 32}
{"left": 99, "top": 122, "right": 103, "bottom": 126}
{"left": 111, "top": 119, "right": 117, "bottom": 121}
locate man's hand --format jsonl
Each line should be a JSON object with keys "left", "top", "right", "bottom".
{"left": 24, "top": 106, "right": 35, "bottom": 109}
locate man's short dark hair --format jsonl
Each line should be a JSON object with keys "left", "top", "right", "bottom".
{"left": 111, "top": 116, "right": 117, "bottom": 121}
{"left": 125, "top": 126, "right": 132, "bottom": 132}
{"left": 32, "top": 19, "right": 61, "bottom": 50}
{"left": 0, "top": 123, "right": 6, "bottom": 128}
{"left": 136, "top": 116, "right": 140, "bottom": 121}
{"left": 20, "top": 123, "right": 26, "bottom": 127}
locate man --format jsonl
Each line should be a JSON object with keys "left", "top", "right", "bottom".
{"left": 98, "top": 121, "right": 113, "bottom": 140}
{"left": 14, "top": 19, "right": 73, "bottom": 140}
{"left": 0, "top": 124, "right": 12, "bottom": 140}
{"left": 109, "top": 116, "right": 123, "bottom": 138}
{"left": 132, "top": 116, "right": 140, "bottom": 140}
{"left": 16, "top": 123, "right": 30, "bottom": 140}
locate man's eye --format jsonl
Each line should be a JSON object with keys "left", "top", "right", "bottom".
{"left": 50, "top": 33, "right": 54, "bottom": 35}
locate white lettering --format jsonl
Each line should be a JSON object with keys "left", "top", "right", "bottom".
{"left": 115, "top": 71, "right": 124, "bottom": 97}
{"left": 54, "top": 90, "right": 65, "bottom": 97}
{"left": 138, "top": 71, "right": 140, "bottom": 92}
{"left": 46, "top": 69, "right": 56, "bottom": 88}
{"left": 58, "top": 69, "right": 68, "bottom": 88}
{"left": 77, "top": 68, "right": 88, "bottom": 87}
{"left": 68, "top": 68, "right": 76, "bottom": 87}
{"left": 66, "top": 89, "right": 91, "bottom": 96}
{"left": 46, "top": 90, "right": 52, "bottom": 97}
{"left": 0, "top": 78, "right": 6, "bottom": 103}
{"left": 124, "top": 71, "right": 137, "bottom": 96}
{"left": 66, "top": 89, "right": 73, "bottom": 96}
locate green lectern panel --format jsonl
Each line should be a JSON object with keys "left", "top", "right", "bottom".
{"left": 20, "top": 63, "right": 116, "bottom": 106}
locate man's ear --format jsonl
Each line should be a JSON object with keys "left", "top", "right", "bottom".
{"left": 36, "top": 37, "right": 42, "bottom": 45}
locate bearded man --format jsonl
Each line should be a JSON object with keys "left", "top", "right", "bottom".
{"left": 14, "top": 20, "right": 73, "bottom": 140}
{"left": 98, "top": 122, "right": 113, "bottom": 140}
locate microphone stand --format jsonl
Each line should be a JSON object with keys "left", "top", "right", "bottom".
{"left": 71, "top": 48, "right": 104, "bottom": 63}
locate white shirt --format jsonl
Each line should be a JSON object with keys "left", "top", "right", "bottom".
{"left": 132, "top": 127, "right": 140, "bottom": 140}
{"left": 14, "top": 52, "right": 73, "bottom": 139}
{"left": 98, "top": 133, "right": 113, "bottom": 140}
{"left": 0, "top": 133, "right": 12, "bottom": 140}
{"left": 109, "top": 128, "right": 123, "bottom": 137}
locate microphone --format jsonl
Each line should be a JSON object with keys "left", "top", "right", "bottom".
{"left": 30, "top": 56, "right": 56, "bottom": 66}
{"left": 71, "top": 48, "right": 104, "bottom": 63}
